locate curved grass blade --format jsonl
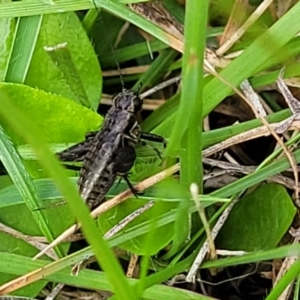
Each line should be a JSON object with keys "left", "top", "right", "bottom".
{"left": 0, "top": 124, "right": 65, "bottom": 258}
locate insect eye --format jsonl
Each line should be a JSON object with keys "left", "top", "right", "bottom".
{"left": 131, "top": 95, "right": 142, "bottom": 112}
{"left": 112, "top": 93, "right": 122, "bottom": 109}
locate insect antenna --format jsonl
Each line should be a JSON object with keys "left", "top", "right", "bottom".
{"left": 91, "top": 0, "right": 125, "bottom": 91}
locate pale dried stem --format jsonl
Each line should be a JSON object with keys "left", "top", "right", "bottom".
{"left": 186, "top": 197, "right": 240, "bottom": 282}
{"left": 126, "top": 254, "right": 139, "bottom": 278}
{"left": 203, "top": 120, "right": 300, "bottom": 157}
{"left": 219, "top": 0, "right": 248, "bottom": 47}
{"left": 203, "top": 157, "right": 300, "bottom": 190}
{"left": 190, "top": 184, "right": 217, "bottom": 262}
{"left": 0, "top": 222, "right": 57, "bottom": 260}
{"left": 45, "top": 283, "right": 64, "bottom": 300}
{"left": 202, "top": 67, "right": 298, "bottom": 195}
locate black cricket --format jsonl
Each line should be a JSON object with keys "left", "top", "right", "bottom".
{"left": 59, "top": 89, "right": 165, "bottom": 209}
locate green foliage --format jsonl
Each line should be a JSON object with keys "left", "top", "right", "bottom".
{"left": 216, "top": 183, "right": 296, "bottom": 251}
{"left": 1, "top": 0, "right": 300, "bottom": 299}
{"left": 25, "top": 12, "right": 102, "bottom": 109}
{"left": 0, "top": 82, "right": 101, "bottom": 146}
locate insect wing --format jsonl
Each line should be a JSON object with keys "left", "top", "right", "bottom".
{"left": 57, "top": 103, "right": 118, "bottom": 162}
{"left": 58, "top": 132, "right": 97, "bottom": 162}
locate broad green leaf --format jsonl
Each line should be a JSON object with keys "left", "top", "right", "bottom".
{"left": 216, "top": 183, "right": 296, "bottom": 251}
{"left": 25, "top": 12, "right": 102, "bottom": 110}
{"left": 0, "top": 82, "right": 101, "bottom": 146}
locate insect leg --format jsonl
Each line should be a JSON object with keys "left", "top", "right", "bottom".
{"left": 139, "top": 132, "right": 166, "bottom": 158}
{"left": 62, "top": 164, "right": 81, "bottom": 171}
{"left": 122, "top": 174, "right": 140, "bottom": 198}
{"left": 140, "top": 132, "right": 166, "bottom": 147}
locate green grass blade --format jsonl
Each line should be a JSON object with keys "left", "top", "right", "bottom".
{"left": 4, "top": 15, "right": 42, "bottom": 83}
{"left": 167, "top": 0, "right": 208, "bottom": 188}
{"left": 82, "top": 8, "right": 99, "bottom": 33}
{"left": 265, "top": 260, "right": 300, "bottom": 300}
{"left": 0, "top": 1, "right": 94, "bottom": 18}
{"left": 0, "top": 124, "right": 65, "bottom": 258}
{"left": 202, "top": 244, "right": 300, "bottom": 269}
{"left": 0, "top": 8, "right": 15, "bottom": 81}
{"left": 0, "top": 252, "right": 212, "bottom": 300}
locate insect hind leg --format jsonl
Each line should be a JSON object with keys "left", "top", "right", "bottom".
{"left": 139, "top": 132, "right": 166, "bottom": 159}
{"left": 140, "top": 132, "right": 166, "bottom": 146}
{"left": 121, "top": 173, "right": 142, "bottom": 198}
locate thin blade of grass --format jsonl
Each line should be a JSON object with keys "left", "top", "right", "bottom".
{"left": 202, "top": 244, "right": 300, "bottom": 269}
{"left": 0, "top": 125, "right": 65, "bottom": 258}
{"left": 4, "top": 15, "right": 42, "bottom": 83}
{"left": 0, "top": 9, "right": 15, "bottom": 81}
{"left": 265, "top": 260, "right": 300, "bottom": 300}
{"left": 100, "top": 39, "right": 168, "bottom": 68}
{"left": 0, "top": 252, "right": 213, "bottom": 300}
{"left": 167, "top": 0, "right": 208, "bottom": 188}
{"left": 0, "top": 1, "right": 94, "bottom": 18}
